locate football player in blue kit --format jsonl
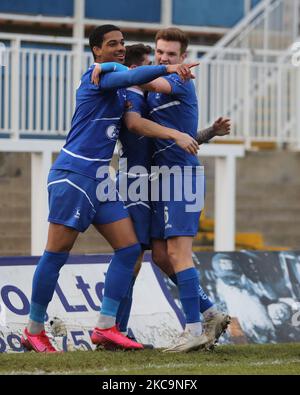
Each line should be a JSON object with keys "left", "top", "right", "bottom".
{"left": 146, "top": 28, "right": 231, "bottom": 351}
{"left": 20, "top": 25, "right": 200, "bottom": 353}
{"left": 92, "top": 38, "right": 231, "bottom": 351}
{"left": 115, "top": 45, "right": 201, "bottom": 344}
{"left": 92, "top": 44, "right": 200, "bottom": 348}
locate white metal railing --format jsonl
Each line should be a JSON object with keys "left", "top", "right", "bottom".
{"left": 0, "top": 47, "right": 77, "bottom": 137}
{"left": 204, "top": 0, "right": 300, "bottom": 61}
{"left": 196, "top": 58, "right": 300, "bottom": 147}
{"left": 228, "top": 0, "right": 298, "bottom": 52}
{"left": 0, "top": 33, "right": 300, "bottom": 148}
{"left": 194, "top": 0, "right": 300, "bottom": 148}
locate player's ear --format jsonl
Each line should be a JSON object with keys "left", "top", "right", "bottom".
{"left": 180, "top": 51, "right": 187, "bottom": 63}
{"left": 93, "top": 46, "right": 102, "bottom": 59}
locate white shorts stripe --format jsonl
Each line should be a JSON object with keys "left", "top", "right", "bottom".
{"left": 119, "top": 170, "right": 149, "bottom": 177}
{"left": 126, "top": 87, "right": 144, "bottom": 96}
{"left": 149, "top": 101, "right": 181, "bottom": 115}
{"left": 124, "top": 202, "right": 151, "bottom": 210}
{"left": 152, "top": 142, "right": 176, "bottom": 158}
{"left": 62, "top": 147, "right": 112, "bottom": 162}
{"left": 91, "top": 117, "right": 121, "bottom": 121}
{"left": 47, "top": 179, "right": 96, "bottom": 211}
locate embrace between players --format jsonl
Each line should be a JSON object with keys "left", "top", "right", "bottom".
{"left": 21, "top": 25, "right": 231, "bottom": 353}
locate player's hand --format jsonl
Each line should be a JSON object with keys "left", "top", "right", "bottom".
{"left": 212, "top": 117, "right": 231, "bottom": 136}
{"left": 166, "top": 62, "right": 199, "bottom": 81}
{"left": 174, "top": 132, "right": 199, "bottom": 155}
{"left": 91, "top": 64, "right": 102, "bottom": 85}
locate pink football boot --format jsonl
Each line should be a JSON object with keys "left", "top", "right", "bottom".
{"left": 91, "top": 325, "right": 144, "bottom": 350}
{"left": 21, "top": 328, "right": 58, "bottom": 353}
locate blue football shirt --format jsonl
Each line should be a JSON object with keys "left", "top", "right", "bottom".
{"left": 52, "top": 65, "right": 126, "bottom": 179}
{"left": 118, "top": 87, "right": 153, "bottom": 173}
{"left": 147, "top": 74, "right": 200, "bottom": 167}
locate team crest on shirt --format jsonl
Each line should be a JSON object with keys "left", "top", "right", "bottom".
{"left": 106, "top": 124, "right": 119, "bottom": 141}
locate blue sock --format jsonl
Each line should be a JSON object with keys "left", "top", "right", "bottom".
{"left": 198, "top": 284, "right": 213, "bottom": 313}
{"left": 176, "top": 268, "right": 201, "bottom": 323}
{"left": 116, "top": 277, "right": 136, "bottom": 332}
{"left": 170, "top": 273, "right": 213, "bottom": 314}
{"left": 30, "top": 251, "right": 69, "bottom": 323}
{"left": 101, "top": 243, "right": 141, "bottom": 318}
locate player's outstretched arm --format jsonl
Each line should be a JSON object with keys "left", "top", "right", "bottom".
{"left": 99, "top": 65, "right": 168, "bottom": 90}
{"left": 124, "top": 112, "right": 199, "bottom": 155}
{"left": 91, "top": 63, "right": 199, "bottom": 91}
{"left": 91, "top": 62, "right": 128, "bottom": 85}
{"left": 140, "top": 62, "right": 200, "bottom": 94}
{"left": 196, "top": 117, "right": 231, "bottom": 144}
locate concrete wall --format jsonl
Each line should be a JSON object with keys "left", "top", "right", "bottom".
{"left": 0, "top": 149, "right": 299, "bottom": 256}
{"left": 203, "top": 150, "right": 300, "bottom": 248}
{"left": 0, "top": 152, "right": 111, "bottom": 256}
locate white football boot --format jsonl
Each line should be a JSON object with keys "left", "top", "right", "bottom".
{"left": 163, "top": 329, "right": 209, "bottom": 353}
{"left": 203, "top": 311, "right": 231, "bottom": 350}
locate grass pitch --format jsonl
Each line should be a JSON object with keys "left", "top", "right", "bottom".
{"left": 1, "top": 343, "right": 300, "bottom": 375}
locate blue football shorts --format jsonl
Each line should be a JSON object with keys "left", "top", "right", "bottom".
{"left": 47, "top": 169, "right": 129, "bottom": 232}
{"left": 150, "top": 166, "right": 205, "bottom": 239}
{"left": 116, "top": 172, "right": 151, "bottom": 248}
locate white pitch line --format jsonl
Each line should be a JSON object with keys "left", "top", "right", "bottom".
{"left": 4, "top": 359, "right": 300, "bottom": 375}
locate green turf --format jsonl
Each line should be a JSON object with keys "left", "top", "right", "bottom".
{"left": 1, "top": 343, "right": 300, "bottom": 375}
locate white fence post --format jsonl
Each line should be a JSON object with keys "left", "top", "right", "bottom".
{"left": 199, "top": 145, "right": 245, "bottom": 252}
{"left": 73, "top": 0, "right": 85, "bottom": 94}
{"left": 244, "top": 0, "right": 252, "bottom": 15}
{"left": 161, "top": 0, "right": 172, "bottom": 27}
{"left": 31, "top": 151, "right": 52, "bottom": 255}
{"left": 293, "top": 0, "right": 300, "bottom": 41}
{"left": 296, "top": 65, "right": 300, "bottom": 149}
{"left": 10, "top": 38, "right": 20, "bottom": 139}
{"left": 243, "top": 54, "right": 251, "bottom": 149}
{"left": 276, "top": 63, "right": 283, "bottom": 145}
{"left": 214, "top": 155, "right": 237, "bottom": 252}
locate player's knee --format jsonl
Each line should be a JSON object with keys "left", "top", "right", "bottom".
{"left": 46, "top": 241, "right": 74, "bottom": 253}
{"left": 167, "top": 243, "right": 187, "bottom": 267}
{"left": 167, "top": 248, "right": 179, "bottom": 266}
{"left": 47, "top": 223, "right": 78, "bottom": 252}
{"left": 131, "top": 243, "right": 142, "bottom": 258}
